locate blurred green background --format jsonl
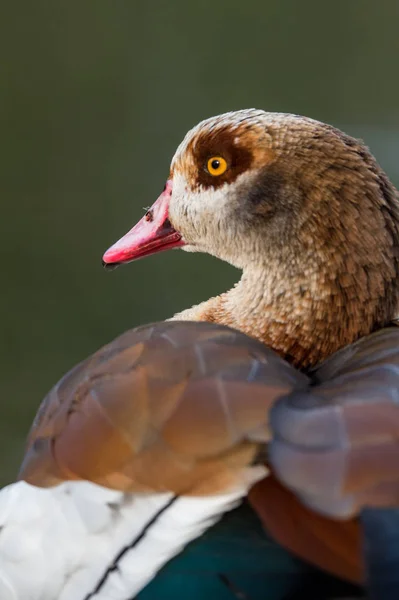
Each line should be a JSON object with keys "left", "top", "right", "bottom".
{"left": 1, "top": 1, "right": 399, "bottom": 485}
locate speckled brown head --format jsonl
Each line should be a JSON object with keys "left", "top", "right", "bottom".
{"left": 103, "top": 109, "right": 399, "bottom": 368}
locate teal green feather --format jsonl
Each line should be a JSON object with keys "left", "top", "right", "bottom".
{"left": 138, "top": 502, "right": 363, "bottom": 600}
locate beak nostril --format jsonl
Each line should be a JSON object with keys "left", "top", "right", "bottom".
{"left": 145, "top": 209, "right": 154, "bottom": 223}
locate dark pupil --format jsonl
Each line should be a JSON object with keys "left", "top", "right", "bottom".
{"left": 211, "top": 159, "right": 220, "bottom": 170}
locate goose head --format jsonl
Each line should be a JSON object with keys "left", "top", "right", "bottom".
{"left": 103, "top": 110, "right": 324, "bottom": 269}
{"left": 103, "top": 110, "right": 399, "bottom": 367}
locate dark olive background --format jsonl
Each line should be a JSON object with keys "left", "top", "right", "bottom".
{"left": 1, "top": 1, "right": 399, "bottom": 485}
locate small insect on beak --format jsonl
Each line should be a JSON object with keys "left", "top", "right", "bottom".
{"left": 102, "top": 180, "right": 185, "bottom": 268}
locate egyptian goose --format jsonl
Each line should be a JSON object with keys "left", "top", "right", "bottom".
{"left": 0, "top": 110, "right": 398, "bottom": 599}
{"left": 101, "top": 110, "right": 399, "bottom": 582}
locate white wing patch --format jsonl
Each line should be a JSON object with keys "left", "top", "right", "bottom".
{"left": 0, "top": 467, "right": 266, "bottom": 600}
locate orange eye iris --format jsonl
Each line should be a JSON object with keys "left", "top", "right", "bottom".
{"left": 206, "top": 156, "right": 228, "bottom": 176}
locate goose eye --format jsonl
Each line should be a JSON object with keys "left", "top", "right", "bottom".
{"left": 206, "top": 156, "right": 228, "bottom": 176}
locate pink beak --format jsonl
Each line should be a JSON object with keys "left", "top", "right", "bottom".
{"left": 102, "top": 180, "right": 185, "bottom": 269}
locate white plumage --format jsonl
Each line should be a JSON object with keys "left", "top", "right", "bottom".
{"left": 0, "top": 466, "right": 266, "bottom": 600}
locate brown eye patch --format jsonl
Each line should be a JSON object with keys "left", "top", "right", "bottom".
{"left": 189, "top": 125, "right": 256, "bottom": 190}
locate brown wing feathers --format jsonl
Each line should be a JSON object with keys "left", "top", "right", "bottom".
{"left": 19, "top": 321, "right": 308, "bottom": 495}
{"left": 19, "top": 321, "right": 399, "bottom": 585}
